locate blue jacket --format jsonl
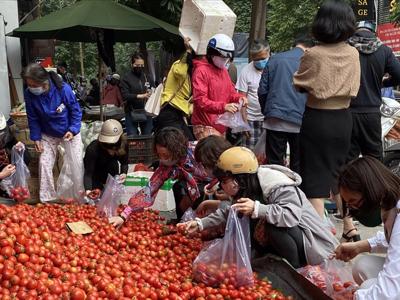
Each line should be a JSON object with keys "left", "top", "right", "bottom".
{"left": 258, "top": 47, "right": 307, "bottom": 126}
{"left": 25, "top": 82, "right": 82, "bottom": 141}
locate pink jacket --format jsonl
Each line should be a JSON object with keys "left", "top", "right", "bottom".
{"left": 191, "top": 58, "right": 241, "bottom": 134}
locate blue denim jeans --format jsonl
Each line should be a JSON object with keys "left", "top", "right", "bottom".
{"left": 125, "top": 112, "right": 153, "bottom": 136}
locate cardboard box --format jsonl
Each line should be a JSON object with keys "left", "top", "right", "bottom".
{"left": 179, "top": 0, "right": 237, "bottom": 55}
{"left": 121, "top": 171, "right": 176, "bottom": 212}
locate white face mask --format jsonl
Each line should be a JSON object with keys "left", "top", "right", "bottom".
{"left": 212, "top": 56, "right": 230, "bottom": 69}
{"left": 28, "top": 86, "right": 45, "bottom": 96}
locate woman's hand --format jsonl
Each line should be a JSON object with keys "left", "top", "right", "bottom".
{"left": 14, "top": 142, "right": 25, "bottom": 152}
{"left": 138, "top": 92, "right": 151, "bottom": 100}
{"left": 334, "top": 240, "right": 371, "bottom": 262}
{"left": 177, "top": 220, "right": 199, "bottom": 235}
{"left": 196, "top": 200, "right": 220, "bottom": 217}
{"left": 34, "top": 140, "right": 43, "bottom": 153}
{"left": 0, "top": 164, "right": 15, "bottom": 179}
{"left": 231, "top": 198, "right": 255, "bottom": 216}
{"left": 184, "top": 37, "right": 192, "bottom": 52}
{"left": 224, "top": 103, "right": 239, "bottom": 114}
{"left": 109, "top": 216, "right": 124, "bottom": 228}
{"left": 240, "top": 96, "right": 248, "bottom": 107}
{"left": 117, "top": 174, "right": 127, "bottom": 184}
{"left": 63, "top": 131, "right": 74, "bottom": 141}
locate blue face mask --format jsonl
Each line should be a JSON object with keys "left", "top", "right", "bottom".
{"left": 254, "top": 58, "right": 269, "bottom": 70}
{"left": 28, "top": 86, "right": 45, "bottom": 96}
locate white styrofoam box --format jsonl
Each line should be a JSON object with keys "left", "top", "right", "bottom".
{"left": 120, "top": 171, "right": 176, "bottom": 212}
{"left": 179, "top": 0, "right": 237, "bottom": 55}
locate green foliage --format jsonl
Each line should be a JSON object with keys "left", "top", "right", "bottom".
{"left": 390, "top": 3, "right": 400, "bottom": 26}
{"left": 224, "top": 0, "right": 252, "bottom": 33}
{"left": 267, "top": 0, "right": 323, "bottom": 52}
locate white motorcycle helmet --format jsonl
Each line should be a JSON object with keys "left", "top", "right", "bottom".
{"left": 207, "top": 33, "right": 235, "bottom": 58}
{"left": 0, "top": 113, "right": 6, "bottom": 131}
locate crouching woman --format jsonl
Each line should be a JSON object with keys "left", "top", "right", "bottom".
{"left": 180, "top": 147, "right": 338, "bottom": 268}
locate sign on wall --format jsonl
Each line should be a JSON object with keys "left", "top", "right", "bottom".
{"left": 353, "top": 0, "right": 376, "bottom": 21}
{"left": 378, "top": 23, "right": 400, "bottom": 56}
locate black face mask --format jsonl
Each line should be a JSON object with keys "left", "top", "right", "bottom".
{"left": 348, "top": 207, "right": 382, "bottom": 227}
{"left": 133, "top": 67, "right": 144, "bottom": 76}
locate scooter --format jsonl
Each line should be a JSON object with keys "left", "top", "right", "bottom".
{"left": 381, "top": 97, "right": 400, "bottom": 175}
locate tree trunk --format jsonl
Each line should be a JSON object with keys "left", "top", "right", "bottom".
{"left": 249, "top": 0, "right": 267, "bottom": 60}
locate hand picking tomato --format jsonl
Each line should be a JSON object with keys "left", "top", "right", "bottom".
{"left": 88, "top": 189, "right": 101, "bottom": 200}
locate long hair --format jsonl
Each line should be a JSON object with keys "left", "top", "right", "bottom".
{"left": 338, "top": 156, "right": 400, "bottom": 212}
{"left": 21, "top": 63, "right": 63, "bottom": 90}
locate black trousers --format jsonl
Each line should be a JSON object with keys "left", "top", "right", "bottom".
{"left": 265, "top": 129, "right": 300, "bottom": 173}
{"left": 347, "top": 112, "right": 382, "bottom": 162}
{"left": 253, "top": 222, "right": 307, "bottom": 268}
{"left": 154, "top": 104, "right": 194, "bottom": 141}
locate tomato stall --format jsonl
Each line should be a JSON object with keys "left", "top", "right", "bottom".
{"left": 0, "top": 203, "right": 299, "bottom": 300}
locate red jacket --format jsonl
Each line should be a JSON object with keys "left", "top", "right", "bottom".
{"left": 102, "top": 84, "right": 123, "bottom": 107}
{"left": 191, "top": 58, "right": 241, "bottom": 134}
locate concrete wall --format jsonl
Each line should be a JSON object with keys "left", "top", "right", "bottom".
{"left": 0, "top": 0, "right": 23, "bottom": 118}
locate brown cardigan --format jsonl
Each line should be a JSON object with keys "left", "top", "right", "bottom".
{"left": 293, "top": 42, "right": 361, "bottom": 109}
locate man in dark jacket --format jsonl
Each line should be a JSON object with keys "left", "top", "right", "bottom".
{"left": 258, "top": 34, "right": 314, "bottom": 173}
{"left": 120, "top": 52, "right": 154, "bottom": 136}
{"left": 348, "top": 21, "right": 400, "bottom": 161}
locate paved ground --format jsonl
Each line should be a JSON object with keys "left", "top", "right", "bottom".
{"left": 328, "top": 213, "right": 382, "bottom": 243}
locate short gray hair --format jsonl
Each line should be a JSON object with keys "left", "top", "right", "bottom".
{"left": 21, "top": 63, "right": 49, "bottom": 84}
{"left": 250, "top": 40, "right": 270, "bottom": 55}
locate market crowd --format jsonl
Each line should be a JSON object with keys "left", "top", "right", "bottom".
{"left": 0, "top": 0, "right": 399, "bottom": 299}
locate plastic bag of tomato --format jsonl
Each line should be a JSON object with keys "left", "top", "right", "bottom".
{"left": 0, "top": 203, "right": 293, "bottom": 299}
{"left": 298, "top": 259, "right": 358, "bottom": 300}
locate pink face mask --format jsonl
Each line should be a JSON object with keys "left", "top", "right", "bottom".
{"left": 212, "top": 56, "right": 230, "bottom": 69}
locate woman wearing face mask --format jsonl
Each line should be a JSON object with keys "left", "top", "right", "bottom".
{"left": 102, "top": 74, "right": 123, "bottom": 107}
{"left": 84, "top": 119, "right": 128, "bottom": 193}
{"left": 191, "top": 34, "right": 247, "bottom": 140}
{"left": 109, "top": 127, "right": 210, "bottom": 226}
{"left": 0, "top": 113, "right": 30, "bottom": 198}
{"left": 334, "top": 156, "right": 400, "bottom": 300}
{"left": 179, "top": 147, "right": 338, "bottom": 268}
{"left": 22, "top": 63, "right": 82, "bottom": 203}
{"left": 120, "top": 52, "right": 155, "bottom": 136}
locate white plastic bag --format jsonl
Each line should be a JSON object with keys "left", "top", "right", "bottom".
{"left": 180, "top": 207, "right": 196, "bottom": 223}
{"left": 254, "top": 130, "right": 267, "bottom": 163}
{"left": 8, "top": 146, "right": 31, "bottom": 202}
{"left": 145, "top": 83, "right": 163, "bottom": 117}
{"left": 97, "top": 174, "right": 125, "bottom": 218}
{"left": 192, "top": 208, "right": 254, "bottom": 287}
{"left": 56, "top": 141, "right": 84, "bottom": 203}
{"left": 216, "top": 100, "right": 251, "bottom": 133}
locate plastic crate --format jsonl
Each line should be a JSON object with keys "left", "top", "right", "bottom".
{"left": 128, "top": 135, "right": 157, "bottom": 165}
{"left": 179, "top": 0, "right": 237, "bottom": 55}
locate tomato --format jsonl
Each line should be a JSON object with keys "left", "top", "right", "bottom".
{"left": 70, "top": 288, "right": 86, "bottom": 300}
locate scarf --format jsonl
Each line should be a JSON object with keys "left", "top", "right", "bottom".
{"left": 348, "top": 35, "right": 383, "bottom": 54}
{"left": 0, "top": 149, "right": 9, "bottom": 170}
{"left": 123, "top": 143, "right": 208, "bottom": 216}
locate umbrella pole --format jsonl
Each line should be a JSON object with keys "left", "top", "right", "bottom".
{"left": 98, "top": 56, "right": 104, "bottom": 121}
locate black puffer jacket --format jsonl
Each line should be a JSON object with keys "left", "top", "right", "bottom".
{"left": 349, "top": 30, "right": 400, "bottom": 113}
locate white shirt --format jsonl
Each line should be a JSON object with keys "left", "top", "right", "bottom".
{"left": 235, "top": 62, "right": 264, "bottom": 122}
{"left": 355, "top": 201, "right": 400, "bottom": 300}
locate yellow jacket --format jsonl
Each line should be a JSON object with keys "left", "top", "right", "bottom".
{"left": 160, "top": 54, "right": 191, "bottom": 116}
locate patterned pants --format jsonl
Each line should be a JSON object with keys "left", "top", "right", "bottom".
{"left": 193, "top": 125, "right": 224, "bottom": 140}
{"left": 39, "top": 133, "right": 82, "bottom": 202}
{"left": 243, "top": 120, "right": 264, "bottom": 151}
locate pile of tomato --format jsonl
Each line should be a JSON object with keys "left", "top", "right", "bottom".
{"left": 0, "top": 204, "right": 292, "bottom": 300}
{"left": 298, "top": 264, "right": 357, "bottom": 300}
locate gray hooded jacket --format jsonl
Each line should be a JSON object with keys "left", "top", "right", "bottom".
{"left": 198, "top": 165, "right": 338, "bottom": 265}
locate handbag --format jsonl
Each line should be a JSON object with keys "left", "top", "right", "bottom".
{"left": 130, "top": 109, "right": 147, "bottom": 122}
{"left": 145, "top": 83, "right": 163, "bottom": 117}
